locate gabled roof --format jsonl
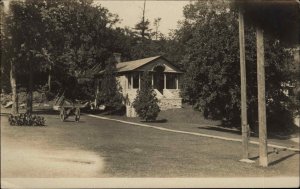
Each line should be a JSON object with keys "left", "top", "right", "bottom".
{"left": 85, "top": 55, "right": 183, "bottom": 77}
{"left": 116, "top": 56, "right": 161, "bottom": 73}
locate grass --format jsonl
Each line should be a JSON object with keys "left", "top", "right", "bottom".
{"left": 1, "top": 106, "right": 299, "bottom": 177}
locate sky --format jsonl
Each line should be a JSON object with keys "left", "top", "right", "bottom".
{"left": 2, "top": 0, "right": 189, "bottom": 36}
{"left": 95, "top": 0, "right": 189, "bottom": 35}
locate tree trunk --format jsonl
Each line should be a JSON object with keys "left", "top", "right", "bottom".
{"left": 10, "top": 60, "right": 18, "bottom": 115}
{"left": 26, "top": 61, "right": 33, "bottom": 114}
{"left": 48, "top": 65, "right": 51, "bottom": 92}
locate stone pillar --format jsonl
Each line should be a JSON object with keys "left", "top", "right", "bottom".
{"left": 176, "top": 75, "right": 179, "bottom": 89}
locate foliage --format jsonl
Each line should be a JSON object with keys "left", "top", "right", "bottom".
{"left": 97, "top": 57, "right": 124, "bottom": 112}
{"left": 133, "top": 72, "right": 160, "bottom": 121}
{"left": 1, "top": 0, "right": 126, "bottom": 99}
{"left": 178, "top": 0, "right": 295, "bottom": 132}
{"left": 8, "top": 113, "right": 45, "bottom": 126}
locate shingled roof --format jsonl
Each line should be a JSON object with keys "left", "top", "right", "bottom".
{"left": 116, "top": 56, "right": 161, "bottom": 73}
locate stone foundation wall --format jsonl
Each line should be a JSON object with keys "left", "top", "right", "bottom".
{"left": 164, "top": 89, "right": 181, "bottom": 98}
{"left": 159, "top": 98, "right": 182, "bottom": 111}
{"left": 123, "top": 89, "right": 182, "bottom": 117}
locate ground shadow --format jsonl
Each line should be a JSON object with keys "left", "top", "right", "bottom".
{"left": 33, "top": 109, "right": 59, "bottom": 115}
{"left": 249, "top": 150, "right": 299, "bottom": 166}
{"left": 141, "top": 119, "right": 168, "bottom": 123}
{"left": 249, "top": 151, "right": 276, "bottom": 160}
{"left": 197, "top": 126, "right": 242, "bottom": 135}
{"left": 269, "top": 152, "right": 299, "bottom": 166}
{"left": 62, "top": 120, "right": 85, "bottom": 123}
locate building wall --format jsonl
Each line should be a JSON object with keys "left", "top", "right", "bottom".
{"left": 117, "top": 70, "right": 183, "bottom": 117}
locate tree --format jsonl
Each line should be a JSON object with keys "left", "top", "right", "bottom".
{"left": 2, "top": 0, "right": 125, "bottom": 108}
{"left": 97, "top": 57, "right": 124, "bottom": 112}
{"left": 134, "top": 0, "right": 151, "bottom": 40}
{"left": 153, "top": 17, "right": 162, "bottom": 40}
{"left": 133, "top": 72, "right": 160, "bottom": 121}
{"left": 178, "top": 1, "right": 295, "bottom": 132}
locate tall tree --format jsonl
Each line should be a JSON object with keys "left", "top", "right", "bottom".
{"left": 153, "top": 17, "right": 162, "bottom": 40}
{"left": 2, "top": 0, "right": 124, "bottom": 107}
{"left": 97, "top": 57, "right": 124, "bottom": 112}
{"left": 134, "top": 0, "right": 151, "bottom": 40}
{"left": 178, "top": 0, "right": 295, "bottom": 132}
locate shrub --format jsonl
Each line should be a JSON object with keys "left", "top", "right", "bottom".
{"left": 133, "top": 72, "right": 160, "bottom": 121}
{"left": 8, "top": 113, "right": 45, "bottom": 126}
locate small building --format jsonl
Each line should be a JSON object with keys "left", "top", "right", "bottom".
{"left": 115, "top": 55, "right": 183, "bottom": 117}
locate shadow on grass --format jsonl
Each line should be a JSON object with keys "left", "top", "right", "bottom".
{"left": 140, "top": 119, "right": 168, "bottom": 123}
{"left": 249, "top": 151, "right": 276, "bottom": 160}
{"left": 249, "top": 150, "right": 299, "bottom": 166}
{"left": 197, "top": 126, "right": 242, "bottom": 135}
{"left": 268, "top": 152, "right": 299, "bottom": 166}
{"left": 62, "top": 120, "right": 85, "bottom": 123}
{"left": 33, "top": 109, "right": 58, "bottom": 115}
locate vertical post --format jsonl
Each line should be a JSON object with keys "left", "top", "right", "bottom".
{"left": 164, "top": 73, "right": 166, "bottom": 89}
{"left": 139, "top": 73, "right": 141, "bottom": 90}
{"left": 152, "top": 73, "right": 154, "bottom": 87}
{"left": 131, "top": 74, "right": 133, "bottom": 89}
{"left": 256, "top": 26, "right": 268, "bottom": 167}
{"left": 176, "top": 75, "right": 179, "bottom": 89}
{"left": 239, "top": 8, "right": 249, "bottom": 160}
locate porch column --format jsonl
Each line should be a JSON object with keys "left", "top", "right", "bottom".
{"left": 164, "top": 73, "right": 166, "bottom": 89}
{"left": 131, "top": 74, "right": 133, "bottom": 89}
{"left": 151, "top": 73, "right": 154, "bottom": 87}
{"left": 176, "top": 75, "right": 179, "bottom": 89}
{"left": 139, "top": 73, "right": 141, "bottom": 90}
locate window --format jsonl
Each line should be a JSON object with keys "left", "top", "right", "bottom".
{"left": 166, "top": 74, "right": 177, "bottom": 89}
{"left": 127, "top": 74, "right": 131, "bottom": 89}
{"left": 132, "top": 73, "right": 139, "bottom": 89}
{"left": 128, "top": 73, "right": 140, "bottom": 89}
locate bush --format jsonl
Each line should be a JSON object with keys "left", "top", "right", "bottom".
{"left": 133, "top": 72, "right": 160, "bottom": 121}
{"left": 8, "top": 113, "right": 45, "bottom": 126}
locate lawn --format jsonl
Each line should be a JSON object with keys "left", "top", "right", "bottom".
{"left": 1, "top": 106, "right": 299, "bottom": 178}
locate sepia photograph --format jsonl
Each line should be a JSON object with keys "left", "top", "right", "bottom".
{"left": 1, "top": 0, "right": 299, "bottom": 188}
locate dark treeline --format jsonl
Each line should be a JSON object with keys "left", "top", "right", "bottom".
{"left": 1, "top": 0, "right": 299, "bottom": 132}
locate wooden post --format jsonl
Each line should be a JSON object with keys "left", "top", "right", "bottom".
{"left": 239, "top": 8, "right": 250, "bottom": 161}
{"left": 256, "top": 26, "right": 268, "bottom": 167}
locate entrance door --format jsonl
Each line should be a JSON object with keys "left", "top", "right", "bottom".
{"left": 153, "top": 72, "right": 164, "bottom": 94}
